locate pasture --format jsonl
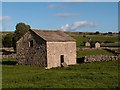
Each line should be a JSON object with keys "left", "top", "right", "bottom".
{"left": 2, "top": 59, "right": 119, "bottom": 88}
{"left": 1, "top": 31, "right": 119, "bottom": 88}
{"left": 66, "top": 32, "right": 119, "bottom": 47}
{"left": 77, "top": 49, "right": 114, "bottom": 57}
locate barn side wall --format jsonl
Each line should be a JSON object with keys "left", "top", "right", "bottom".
{"left": 16, "top": 30, "right": 47, "bottom": 67}
{"left": 46, "top": 42, "right": 76, "bottom": 68}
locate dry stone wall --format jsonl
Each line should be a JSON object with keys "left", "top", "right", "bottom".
{"left": 2, "top": 54, "right": 16, "bottom": 59}
{"left": 84, "top": 55, "right": 120, "bottom": 62}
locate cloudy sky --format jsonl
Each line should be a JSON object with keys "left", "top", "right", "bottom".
{"left": 2, "top": 2, "right": 118, "bottom": 32}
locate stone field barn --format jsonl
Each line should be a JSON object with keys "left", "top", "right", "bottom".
{"left": 16, "top": 29, "right": 76, "bottom": 68}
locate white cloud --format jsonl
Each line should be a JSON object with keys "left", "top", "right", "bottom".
{"left": 0, "top": 16, "right": 11, "bottom": 22}
{"left": 60, "top": 24, "right": 70, "bottom": 31}
{"left": 55, "top": 13, "right": 80, "bottom": 17}
{"left": 59, "top": 21, "right": 97, "bottom": 31}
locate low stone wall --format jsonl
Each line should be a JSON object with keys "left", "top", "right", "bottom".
{"left": 1, "top": 54, "right": 16, "bottom": 59}
{"left": 1, "top": 53, "right": 120, "bottom": 64}
{"left": 84, "top": 55, "right": 120, "bottom": 62}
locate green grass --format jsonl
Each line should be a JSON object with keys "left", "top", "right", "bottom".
{"left": 101, "top": 43, "right": 120, "bottom": 47}
{"left": 67, "top": 33, "right": 119, "bottom": 47}
{"left": 67, "top": 34, "right": 88, "bottom": 47}
{"left": 115, "top": 49, "right": 120, "bottom": 52}
{"left": 1, "top": 58, "right": 16, "bottom": 61}
{"left": 66, "top": 33, "right": 88, "bottom": 47}
{"left": 77, "top": 49, "right": 113, "bottom": 57}
{"left": 111, "top": 49, "right": 120, "bottom": 52}
{"left": 87, "top": 35, "right": 119, "bottom": 43}
{"left": 1, "top": 32, "right": 119, "bottom": 88}
{"left": 2, "top": 60, "right": 119, "bottom": 88}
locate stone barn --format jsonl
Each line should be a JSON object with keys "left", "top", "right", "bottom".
{"left": 85, "top": 42, "right": 90, "bottom": 47}
{"left": 16, "top": 29, "right": 76, "bottom": 68}
{"left": 90, "top": 41, "right": 100, "bottom": 48}
{"left": 95, "top": 42, "right": 100, "bottom": 48}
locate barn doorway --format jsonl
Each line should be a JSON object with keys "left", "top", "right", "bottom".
{"left": 60, "top": 55, "right": 64, "bottom": 67}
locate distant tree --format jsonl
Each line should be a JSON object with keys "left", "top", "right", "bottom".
{"left": 83, "top": 33, "right": 86, "bottom": 37}
{"left": 79, "top": 32, "right": 82, "bottom": 35}
{"left": 12, "top": 22, "right": 31, "bottom": 51}
{"left": 119, "top": 31, "right": 120, "bottom": 34}
{"left": 2, "top": 33, "right": 14, "bottom": 47}
{"left": 103, "top": 33, "right": 107, "bottom": 35}
{"left": 94, "top": 31, "right": 100, "bottom": 35}
{"left": 89, "top": 32, "right": 94, "bottom": 35}
{"left": 108, "top": 32, "right": 112, "bottom": 34}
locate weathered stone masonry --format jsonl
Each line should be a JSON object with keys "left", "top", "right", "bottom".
{"left": 16, "top": 30, "right": 47, "bottom": 67}
{"left": 47, "top": 42, "right": 76, "bottom": 68}
{"left": 16, "top": 29, "right": 76, "bottom": 68}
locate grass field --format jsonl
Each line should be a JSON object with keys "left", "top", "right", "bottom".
{"left": 2, "top": 60, "right": 119, "bottom": 88}
{"left": 66, "top": 32, "right": 119, "bottom": 47}
{"left": 66, "top": 33, "right": 88, "bottom": 47}
{"left": 101, "top": 43, "right": 120, "bottom": 47}
{"left": 112, "top": 49, "right": 120, "bottom": 52}
{"left": 77, "top": 49, "right": 113, "bottom": 57}
{"left": 1, "top": 32, "right": 119, "bottom": 88}
{"left": 87, "top": 35, "right": 119, "bottom": 43}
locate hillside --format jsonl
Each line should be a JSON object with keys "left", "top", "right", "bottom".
{"left": 1, "top": 31, "right": 119, "bottom": 48}
{"left": 65, "top": 32, "right": 119, "bottom": 47}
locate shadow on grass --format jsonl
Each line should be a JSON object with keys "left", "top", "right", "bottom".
{"left": 104, "top": 48, "right": 119, "bottom": 55}
{"left": 76, "top": 57, "right": 85, "bottom": 64}
{"left": 2, "top": 61, "right": 17, "bottom": 65}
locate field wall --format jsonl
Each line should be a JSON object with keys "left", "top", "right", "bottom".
{"left": 84, "top": 55, "right": 120, "bottom": 62}
{"left": 1, "top": 54, "right": 16, "bottom": 59}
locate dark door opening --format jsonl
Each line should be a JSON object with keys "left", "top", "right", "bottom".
{"left": 60, "top": 55, "right": 64, "bottom": 66}
{"left": 60, "top": 55, "right": 64, "bottom": 63}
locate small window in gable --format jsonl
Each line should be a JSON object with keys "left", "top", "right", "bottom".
{"left": 29, "top": 40, "right": 33, "bottom": 47}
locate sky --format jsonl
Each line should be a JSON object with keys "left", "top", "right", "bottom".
{"left": 1, "top": 0, "right": 120, "bottom": 2}
{"left": 1, "top": 2, "right": 118, "bottom": 32}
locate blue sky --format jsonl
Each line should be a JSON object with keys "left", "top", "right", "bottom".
{"left": 2, "top": 0, "right": 120, "bottom": 2}
{"left": 2, "top": 2, "right": 118, "bottom": 32}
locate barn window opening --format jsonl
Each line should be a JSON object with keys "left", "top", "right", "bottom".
{"left": 29, "top": 40, "right": 33, "bottom": 47}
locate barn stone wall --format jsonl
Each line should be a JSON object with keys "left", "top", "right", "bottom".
{"left": 16, "top": 30, "right": 47, "bottom": 67}
{"left": 46, "top": 42, "right": 76, "bottom": 68}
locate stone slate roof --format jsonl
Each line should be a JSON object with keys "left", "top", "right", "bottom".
{"left": 31, "top": 29, "right": 75, "bottom": 42}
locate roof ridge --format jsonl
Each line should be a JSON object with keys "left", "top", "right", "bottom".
{"left": 30, "top": 29, "right": 75, "bottom": 42}
{"left": 31, "top": 29, "right": 60, "bottom": 32}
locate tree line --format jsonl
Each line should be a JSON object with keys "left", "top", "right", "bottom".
{"left": 2, "top": 22, "right": 31, "bottom": 51}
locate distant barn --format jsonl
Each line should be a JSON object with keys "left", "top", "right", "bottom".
{"left": 90, "top": 41, "right": 100, "bottom": 48}
{"left": 85, "top": 42, "right": 90, "bottom": 47}
{"left": 16, "top": 29, "right": 76, "bottom": 69}
{"left": 95, "top": 42, "right": 100, "bottom": 48}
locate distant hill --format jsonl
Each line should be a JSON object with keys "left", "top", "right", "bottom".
{"left": 65, "top": 32, "right": 119, "bottom": 47}
{"left": 1, "top": 31, "right": 119, "bottom": 48}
